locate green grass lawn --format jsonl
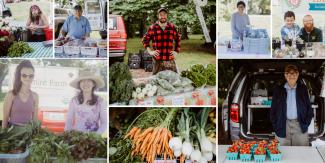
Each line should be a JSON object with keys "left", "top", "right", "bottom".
{"left": 7, "top": 1, "right": 52, "bottom": 22}
{"left": 125, "top": 34, "right": 216, "bottom": 71}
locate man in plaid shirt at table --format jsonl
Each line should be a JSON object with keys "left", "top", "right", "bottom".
{"left": 142, "top": 7, "right": 181, "bottom": 74}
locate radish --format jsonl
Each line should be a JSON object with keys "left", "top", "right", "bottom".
{"left": 202, "top": 152, "right": 213, "bottom": 161}
{"left": 199, "top": 157, "right": 208, "bottom": 163}
{"left": 173, "top": 149, "right": 182, "bottom": 157}
{"left": 200, "top": 136, "right": 213, "bottom": 152}
{"left": 169, "top": 137, "right": 182, "bottom": 150}
{"left": 182, "top": 141, "right": 193, "bottom": 158}
{"left": 190, "top": 149, "right": 202, "bottom": 161}
{"left": 136, "top": 87, "right": 141, "bottom": 93}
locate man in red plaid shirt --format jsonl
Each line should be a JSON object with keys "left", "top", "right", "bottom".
{"left": 142, "top": 7, "right": 181, "bottom": 74}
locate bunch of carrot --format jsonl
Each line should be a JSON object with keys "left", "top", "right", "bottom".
{"left": 125, "top": 126, "right": 176, "bottom": 163}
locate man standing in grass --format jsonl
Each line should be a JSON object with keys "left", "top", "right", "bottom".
{"left": 142, "top": 7, "right": 181, "bottom": 74}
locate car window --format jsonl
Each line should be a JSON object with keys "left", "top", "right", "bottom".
{"left": 109, "top": 17, "right": 117, "bottom": 30}
{"left": 86, "top": 1, "right": 101, "bottom": 14}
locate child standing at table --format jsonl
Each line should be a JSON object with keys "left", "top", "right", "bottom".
{"left": 280, "top": 11, "right": 301, "bottom": 42}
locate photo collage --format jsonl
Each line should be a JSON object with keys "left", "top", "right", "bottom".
{"left": 0, "top": 0, "right": 324, "bottom": 163}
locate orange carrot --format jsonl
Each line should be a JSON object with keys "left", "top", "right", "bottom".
{"left": 180, "top": 154, "right": 185, "bottom": 163}
{"left": 124, "top": 127, "right": 138, "bottom": 139}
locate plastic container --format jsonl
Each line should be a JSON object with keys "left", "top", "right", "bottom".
{"left": 243, "top": 37, "right": 269, "bottom": 54}
{"left": 54, "top": 46, "right": 64, "bottom": 54}
{"left": 270, "top": 153, "right": 282, "bottom": 162}
{"left": 254, "top": 154, "right": 266, "bottom": 162}
{"left": 80, "top": 47, "right": 98, "bottom": 57}
{"left": 63, "top": 46, "right": 80, "bottom": 55}
{"left": 44, "top": 27, "right": 53, "bottom": 41}
{"left": 240, "top": 154, "right": 252, "bottom": 162}
{"left": 226, "top": 152, "right": 238, "bottom": 160}
{"left": 98, "top": 48, "right": 107, "bottom": 57}
{"left": 0, "top": 149, "right": 29, "bottom": 163}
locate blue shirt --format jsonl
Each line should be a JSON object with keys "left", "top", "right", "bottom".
{"left": 280, "top": 24, "right": 301, "bottom": 41}
{"left": 62, "top": 15, "right": 91, "bottom": 39}
{"left": 231, "top": 12, "right": 250, "bottom": 40}
{"left": 284, "top": 83, "right": 298, "bottom": 119}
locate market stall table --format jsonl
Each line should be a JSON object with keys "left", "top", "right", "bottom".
{"left": 129, "top": 87, "right": 216, "bottom": 105}
{"left": 218, "top": 45, "right": 271, "bottom": 59}
{"left": 273, "top": 43, "right": 325, "bottom": 58}
{"left": 218, "top": 145, "right": 325, "bottom": 163}
{"left": 22, "top": 42, "right": 53, "bottom": 58}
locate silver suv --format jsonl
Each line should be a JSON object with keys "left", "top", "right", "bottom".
{"left": 220, "top": 60, "right": 325, "bottom": 142}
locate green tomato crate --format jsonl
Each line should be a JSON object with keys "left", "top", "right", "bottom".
{"left": 240, "top": 154, "right": 252, "bottom": 162}
{"left": 226, "top": 152, "right": 238, "bottom": 160}
{"left": 254, "top": 154, "right": 266, "bottom": 162}
{"left": 270, "top": 153, "right": 282, "bottom": 162}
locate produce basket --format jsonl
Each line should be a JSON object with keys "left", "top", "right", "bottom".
{"left": 0, "top": 149, "right": 29, "bottom": 163}
{"left": 254, "top": 154, "right": 266, "bottom": 163}
{"left": 243, "top": 37, "right": 269, "bottom": 54}
{"left": 54, "top": 46, "right": 64, "bottom": 54}
{"left": 63, "top": 46, "right": 80, "bottom": 55}
{"left": 226, "top": 152, "right": 238, "bottom": 160}
{"left": 98, "top": 47, "right": 107, "bottom": 57}
{"left": 80, "top": 47, "right": 98, "bottom": 57}
{"left": 240, "top": 154, "right": 252, "bottom": 162}
{"left": 269, "top": 153, "right": 282, "bottom": 162}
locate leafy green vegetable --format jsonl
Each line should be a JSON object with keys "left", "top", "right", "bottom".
{"left": 181, "top": 64, "right": 216, "bottom": 88}
{"left": 109, "top": 62, "right": 135, "bottom": 104}
{"left": 8, "top": 41, "right": 33, "bottom": 57}
{"left": 203, "top": 64, "right": 216, "bottom": 86}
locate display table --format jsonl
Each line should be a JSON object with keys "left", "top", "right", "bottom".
{"left": 22, "top": 42, "right": 53, "bottom": 58}
{"left": 273, "top": 43, "right": 325, "bottom": 58}
{"left": 218, "top": 45, "right": 270, "bottom": 58}
{"left": 129, "top": 87, "right": 216, "bottom": 105}
{"left": 218, "top": 145, "right": 325, "bottom": 163}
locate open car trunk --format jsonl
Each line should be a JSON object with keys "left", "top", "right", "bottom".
{"left": 236, "top": 60, "right": 325, "bottom": 139}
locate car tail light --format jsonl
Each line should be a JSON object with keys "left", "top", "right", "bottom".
{"left": 230, "top": 103, "right": 239, "bottom": 123}
{"left": 120, "top": 32, "right": 127, "bottom": 39}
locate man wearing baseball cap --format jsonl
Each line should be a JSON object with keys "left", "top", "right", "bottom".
{"left": 142, "top": 7, "right": 181, "bottom": 74}
{"left": 270, "top": 64, "right": 313, "bottom": 146}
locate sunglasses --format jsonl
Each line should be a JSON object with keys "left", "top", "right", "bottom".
{"left": 21, "top": 74, "right": 34, "bottom": 79}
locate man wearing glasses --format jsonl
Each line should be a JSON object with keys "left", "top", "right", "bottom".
{"left": 300, "top": 15, "right": 323, "bottom": 42}
{"left": 270, "top": 64, "right": 313, "bottom": 146}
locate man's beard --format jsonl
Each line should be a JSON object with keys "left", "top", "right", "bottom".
{"left": 159, "top": 18, "right": 167, "bottom": 23}
{"left": 304, "top": 23, "right": 314, "bottom": 33}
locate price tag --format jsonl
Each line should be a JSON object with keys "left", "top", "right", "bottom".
{"left": 137, "top": 99, "right": 154, "bottom": 105}
{"left": 144, "top": 99, "right": 155, "bottom": 105}
{"left": 172, "top": 96, "right": 185, "bottom": 105}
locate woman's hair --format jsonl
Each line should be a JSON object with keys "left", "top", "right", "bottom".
{"left": 29, "top": 5, "right": 42, "bottom": 24}
{"left": 12, "top": 60, "right": 34, "bottom": 96}
{"left": 237, "top": 1, "right": 246, "bottom": 8}
{"left": 76, "top": 80, "right": 98, "bottom": 105}
{"left": 284, "top": 11, "right": 295, "bottom": 20}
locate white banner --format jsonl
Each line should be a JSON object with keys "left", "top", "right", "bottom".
{"left": 281, "top": 0, "right": 325, "bottom": 14}
{"left": 8, "top": 65, "right": 79, "bottom": 109}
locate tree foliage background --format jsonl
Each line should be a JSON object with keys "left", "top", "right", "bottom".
{"left": 219, "top": 0, "right": 270, "bottom": 22}
{"left": 110, "top": 0, "right": 216, "bottom": 42}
